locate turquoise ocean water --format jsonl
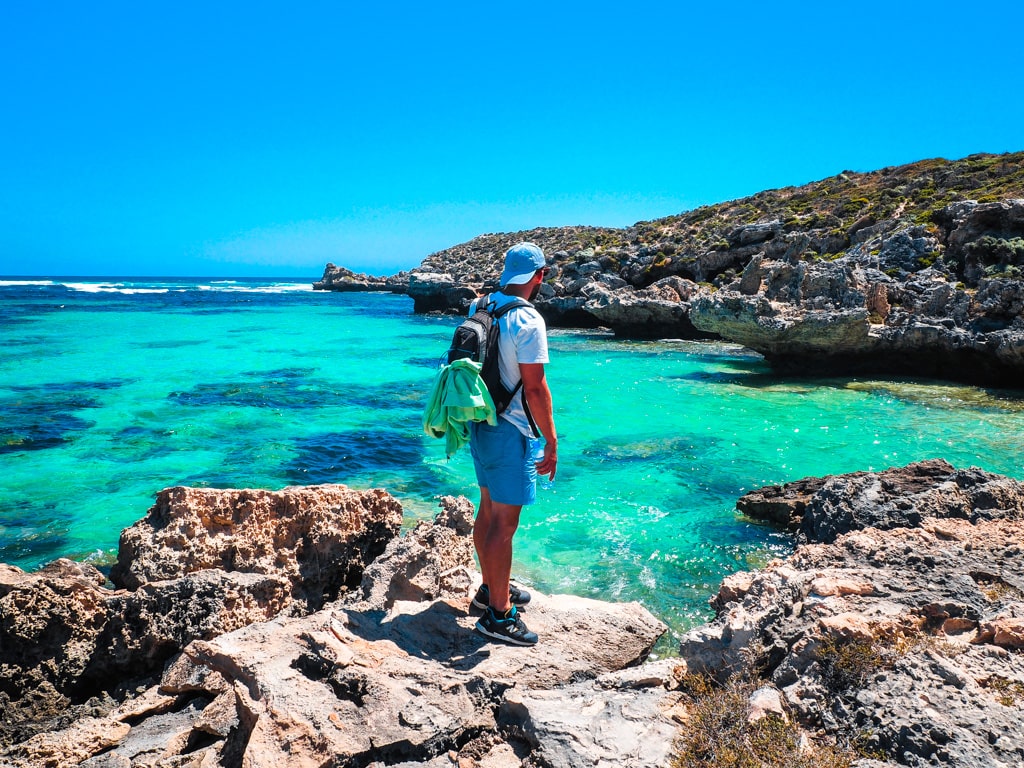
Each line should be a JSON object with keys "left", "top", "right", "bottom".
{"left": 3, "top": 277, "right": 1023, "bottom": 645}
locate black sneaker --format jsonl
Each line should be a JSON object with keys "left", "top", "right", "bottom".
{"left": 474, "top": 606, "right": 538, "bottom": 646}
{"left": 471, "top": 583, "right": 532, "bottom": 610}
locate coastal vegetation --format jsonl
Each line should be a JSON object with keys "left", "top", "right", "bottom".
{"left": 672, "top": 666, "right": 857, "bottom": 768}
{"left": 415, "top": 151, "right": 1024, "bottom": 290}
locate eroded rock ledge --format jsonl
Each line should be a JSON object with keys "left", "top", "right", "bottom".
{"left": 0, "top": 486, "right": 667, "bottom": 767}
{"left": 2, "top": 460, "right": 1024, "bottom": 767}
{"left": 684, "top": 459, "right": 1024, "bottom": 768}
{"left": 317, "top": 154, "right": 1024, "bottom": 385}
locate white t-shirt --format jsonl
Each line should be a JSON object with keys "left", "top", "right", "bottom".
{"left": 469, "top": 291, "right": 549, "bottom": 437}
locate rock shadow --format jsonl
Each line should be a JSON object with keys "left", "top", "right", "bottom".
{"left": 339, "top": 601, "right": 496, "bottom": 670}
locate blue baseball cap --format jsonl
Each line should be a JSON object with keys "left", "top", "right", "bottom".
{"left": 500, "top": 242, "right": 546, "bottom": 286}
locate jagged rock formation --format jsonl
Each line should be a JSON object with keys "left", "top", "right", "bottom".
{"left": 323, "top": 153, "right": 1024, "bottom": 384}
{"left": 0, "top": 484, "right": 404, "bottom": 747}
{"left": 4, "top": 461, "right": 1024, "bottom": 767}
{"left": 682, "top": 459, "right": 1024, "bottom": 768}
{"left": 313, "top": 264, "right": 409, "bottom": 293}
{"left": 0, "top": 489, "right": 668, "bottom": 767}
{"left": 110, "top": 485, "right": 404, "bottom": 609}
{"left": 689, "top": 199, "right": 1024, "bottom": 383}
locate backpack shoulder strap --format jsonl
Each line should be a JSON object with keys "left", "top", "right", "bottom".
{"left": 492, "top": 298, "right": 532, "bottom": 319}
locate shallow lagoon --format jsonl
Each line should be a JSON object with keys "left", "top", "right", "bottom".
{"left": 2, "top": 278, "right": 1023, "bottom": 642}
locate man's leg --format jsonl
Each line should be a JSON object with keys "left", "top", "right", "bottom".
{"left": 473, "top": 486, "right": 494, "bottom": 597}
{"left": 474, "top": 491, "right": 522, "bottom": 613}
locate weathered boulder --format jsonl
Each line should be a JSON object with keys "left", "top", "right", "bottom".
{"left": 313, "top": 263, "right": 408, "bottom": 293}
{"left": 0, "top": 559, "right": 293, "bottom": 746}
{"left": 0, "top": 484, "right": 406, "bottom": 748}
{"left": 684, "top": 460, "right": 1024, "bottom": 768}
{"left": 582, "top": 276, "right": 717, "bottom": 339}
{"left": 405, "top": 271, "right": 480, "bottom": 313}
{"left": 2, "top": 584, "right": 667, "bottom": 767}
{"left": 110, "top": 484, "right": 404, "bottom": 610}
{"left": 345, "top": 494, "right": 477, "bottom": 611}
{"left": 737, "top": 458, "right": 1024, "bottom": 543}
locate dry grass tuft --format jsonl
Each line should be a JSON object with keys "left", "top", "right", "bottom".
{"left": 671, "top": 672, "right": 855, "bottom": 768}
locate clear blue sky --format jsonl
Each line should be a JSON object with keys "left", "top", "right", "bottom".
{"left": 2, "top": 2, "right": 1022, "bottom": 278}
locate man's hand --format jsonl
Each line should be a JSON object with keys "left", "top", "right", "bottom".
{"left": 536, "top": 442, "right": 557, "bottom": 481}
{"left": 520, "top": 362, "right": 557, "bottom": 482}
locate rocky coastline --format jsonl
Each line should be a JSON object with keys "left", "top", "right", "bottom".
{"left": 2, "top": 460, "right": 1023, "bottom": 767}
{"left": 316, "top": 153, "right": 1024, "bottom": 386}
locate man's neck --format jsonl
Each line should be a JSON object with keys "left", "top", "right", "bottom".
{"left": 501, "top": 283, "right": 533, "bottom": 300}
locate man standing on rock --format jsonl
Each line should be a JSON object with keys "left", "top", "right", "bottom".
{"left": 470, "top": 242, "right": 558, "bottom": 647}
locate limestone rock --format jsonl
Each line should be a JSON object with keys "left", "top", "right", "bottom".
{"left": 498, "top": 661, "right": 681, "bottom": 768}
{"left": 344, "top": 494, "right": 477, "bottom": 611}
{"left": 406, "top": 271, "right": 481, "bottom": 313}
{"left": 737, "top": 458, "right": 1024, "bottom": 543}
{"left": 687, "top": 461, "right": 1024, "bottom": 768}
{"left": 18, "top": 592, "right": 666, "bottom": 767}
{"left": 313, "top": 263, "right": 407, "bottom": 292}
{"left": 110, "top": 485, "right": 404, "bottom": 610}
{"left": 582, "top": 277, "right": 717, "bottom": 339}
{"left": 0, "top": 484, "right": 406, "bottom": 749}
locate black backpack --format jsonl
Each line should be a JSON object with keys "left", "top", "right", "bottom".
{"left": 447, "top": 294, "right": 531, "bottom": 415}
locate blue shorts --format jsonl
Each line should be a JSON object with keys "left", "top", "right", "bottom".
{"left": 469, "top": 418, "right": 541, "bottom": 506}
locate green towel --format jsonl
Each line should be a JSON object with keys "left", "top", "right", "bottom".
{"left": 422, "top": 358, "right": 497, "bottom": 457}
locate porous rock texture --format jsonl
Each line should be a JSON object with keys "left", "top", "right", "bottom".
{"left": 0, "top": 490, "right": 670, "bottom": 768}
{"left": 5, "top": 460, "right": 1024, "bottom": 767}
{"left": 110, "top": 484, "right": 404, "bottom": 609}
{"left": 324, "top": 154, "right": 1024, "bottom": 385}
{"left": 0, "top": 484, "right": 403, "bottom": 748}
{"left": 682, "top": 459, "right": 1024, "bottom": 768}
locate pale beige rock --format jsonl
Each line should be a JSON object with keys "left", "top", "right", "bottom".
{"left": 2, "top": 717, "right": 130, "bottom": 768}
{"left": 809, "top": 574, "right": 875, "bottom": 597}
{"left": 348, "top": 495, "right": 476, "bottom": 611}
{"left": 747, "top": 685, "right": 788, "bottom": 723}
{"left": 111, "top": 485, "right": 404, "bottom": 610}
{"left": 714, "top": 570, "right": 755, "bottom": 607}
{"left": 990, "top": 616, "right": 1024, "bottom": 649}
{"left": 115, "top": 587, "right": 666, "bottom": 768}
{"left": 942, "top": 617, "right": 978, "bottom": 636}
{"left": 0, "top": 484, "right": 408, "bottom": 752}
{"left": 819, "top": 612, "right": 875, "bottom": 642}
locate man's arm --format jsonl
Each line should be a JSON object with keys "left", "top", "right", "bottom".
{"left": 519, "top": 362, "right": 557, "bottom": 480}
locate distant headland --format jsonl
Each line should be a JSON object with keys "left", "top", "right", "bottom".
{"left": 317, "top": 152, "right": 1024, "bottom": 387}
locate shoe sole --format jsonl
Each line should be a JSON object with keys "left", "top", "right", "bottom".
{"left": 474, "top": 621, "right": 538, "bottom": 646}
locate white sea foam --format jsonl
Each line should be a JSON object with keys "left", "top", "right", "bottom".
{"left": 61, "top": 282, "right": 169, "bottom": 294}
{"left": 197, "top": 282, "right": 314, "bottom": 294}
{"left": 4, "top": 277, "right": 313, "bottom": 294}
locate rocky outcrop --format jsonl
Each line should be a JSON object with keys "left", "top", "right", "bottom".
{"left": 0, "top": 490, "right": 669, "bottom": 767}
{"left": 313, "top": 263, "right": 409, "bottom": 293}
{"left": 329, "top": 153, "right": 1024, "bottom": 385}
{"left": 5, "top": 461, "right": 1024, "bottom": 767}
{"left": 681, "top": 459, "right": 1024, "bottom": 768}
{"left": 110, "top": 485, "right": 404, "bottom": 610}
{"left": 735, "top": 457, "right": 1024, "bottom": 543}
{"left": 0, "top": 485, "right": 404, "bottom": 747}
{"left": 689, "top": 200, "right": 1024, "bottom": 384}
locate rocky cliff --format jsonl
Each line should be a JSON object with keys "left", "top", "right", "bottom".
{"left": 0, "top": 486, "right": 667, "bottom": 767}
{"left": 318, "top": 152, "right": 1024, "bottom": 386}
{"left": 3, "top": 461, "right": 1023, "bottom": 767}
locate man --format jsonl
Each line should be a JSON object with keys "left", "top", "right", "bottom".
{"left": 469, "top": 242, "right": 557, "bottom": 647}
